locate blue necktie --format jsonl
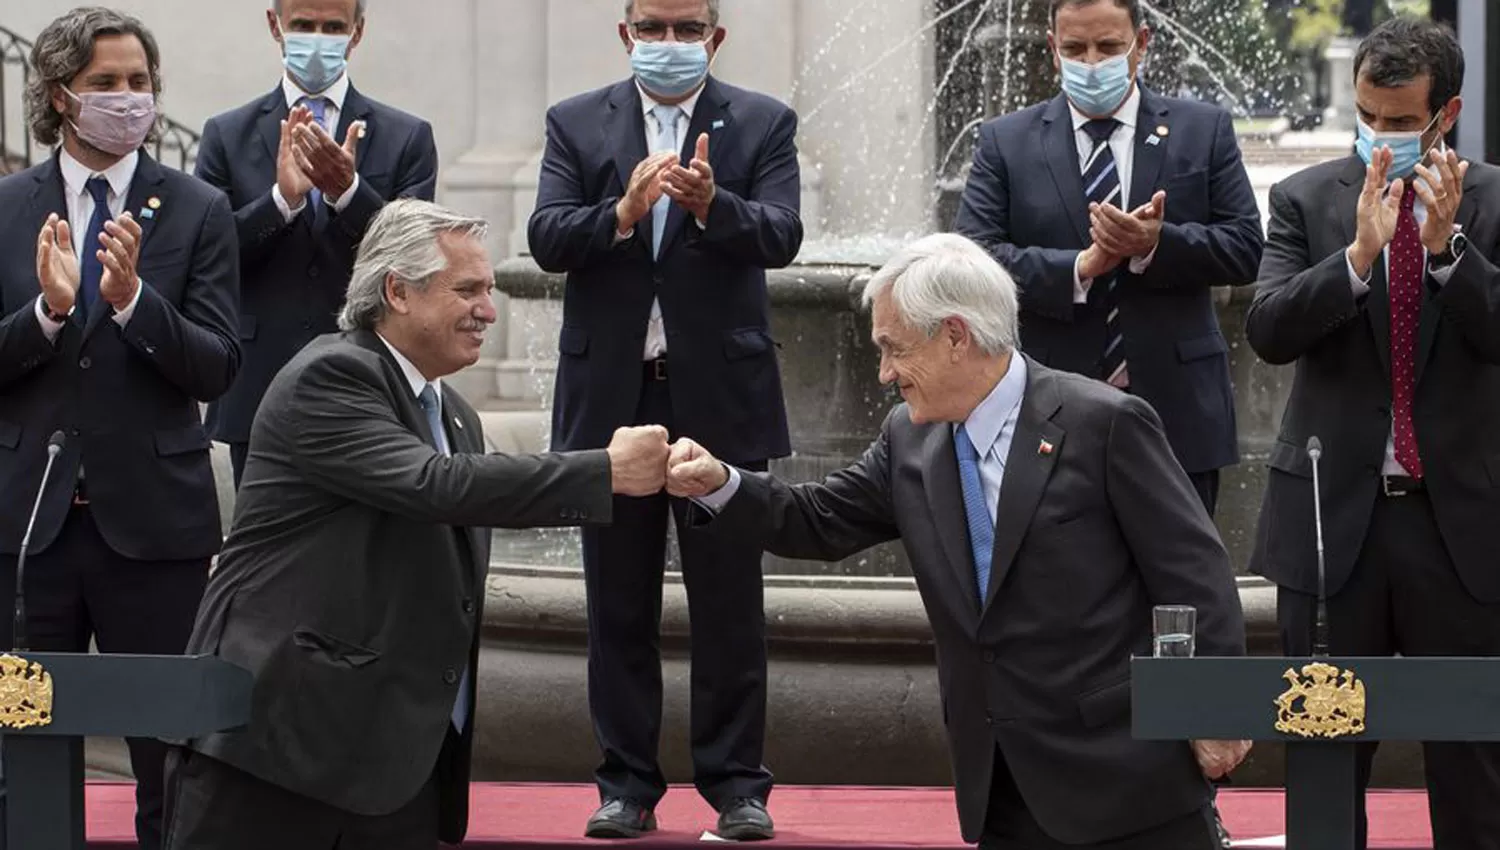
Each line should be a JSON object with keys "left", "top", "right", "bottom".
{"left": 78, "top": 176, "right": 111, "bottom": 315}
{"left": 650, "top": 103, "right": 681, "bottom": 259}
{"left": 301, "top": 96, "right": 330, "bottom": 225}
{"left": 419, "top": 384, "right": 468, "bottom": 729}
{"left": 954, "top": 425, "right": 994, "bottom": 605}
{"left": 1082, "top": 118, "right": 1128, "bottom": 386}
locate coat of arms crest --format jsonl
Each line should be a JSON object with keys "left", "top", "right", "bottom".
{"left": 0, "top": 654, "right": 54, "bottom": 730}
{"left": 1274, "top": 661, "right": 1366, "bottom": 739}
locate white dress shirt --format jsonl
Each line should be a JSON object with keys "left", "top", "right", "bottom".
{"left": 375, "top": 333, "right": 448, "bottom": 454}
{"left": 1344, "top": 166, "right": 1460, "bottom": 476}
{"left": 34, "top": 148, "right": 143, "bottom": 339}
{"left": 271, "top": 72, "right": 361, "bottom": 222}
{"left": 1069, "top": 85, "right": 1157, "bottom": 303}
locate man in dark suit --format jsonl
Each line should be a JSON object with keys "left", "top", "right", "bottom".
{"left": 526, "top": 0, "right": 802, "bottom": 839}
{"left": 954, "top": 0, "right": 1263, "bottom": 518}
{"left": 197, "top": 0, "right": 438, "bottom": 486}
{"left": 163, "top": 200, "right": 673, "bottom": 850}
{"left": 0, "top": 10, "right": 239, "bottom": 850}
{"left": 1247, "top": 17, "right": 1500, "bottom": 849}
{"left": 668, "top": 234, "right": 1248, "bottom": 850}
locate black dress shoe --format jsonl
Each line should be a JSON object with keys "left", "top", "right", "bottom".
{"left": 717, "top": 797, "right": 774, "bottom": 841}
{"left": 585, "top": 798, "right": 657, "bottom": 839}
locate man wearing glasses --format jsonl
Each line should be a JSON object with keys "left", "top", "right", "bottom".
{"left": 528, "top": 0, "right": 803, "bottom": 841}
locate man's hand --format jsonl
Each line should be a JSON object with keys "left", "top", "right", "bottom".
{"left": 277, "top": 105, "right": 317, "bottom": 208}
{"left": 292, "top": 119, "right": 363, "bottom": 203}
{"left": 661, "top": 132, "right": 716, "bottom": 223}
{"left": 1191, "top": 739, "right": 1251, "bottom": 780}
{"left": 666, "top": 438, "right": 729, "bottom": 498}
{"left": 97, "top": 213, "right": 143, "bottom": 310}
{"left": 1090, "top": 191, "right": 1164, "bottom": 259}
{"left": 36, "top": 214, "right": 80, "bottom": 316}
{"left": 1077, "top": 243, "right": 1123, "bottom": 281}
{"left": 1349, "top": 145, "right": 1403, "bottom": 279}
{"left": 1412, "top": 146, "right": 1470, "bottom": 256}
{"left": 615, "top": 151, "right": 679, "bottom": 234}
{"left": 607, "top": 425, "right": 670, "bottom": 496}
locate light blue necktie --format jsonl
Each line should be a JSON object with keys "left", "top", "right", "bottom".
{"left": 650, "top": 103, "right": 681, "bottom": 259}
{"left": 955, "top": 425, "right": 994, "bottom": 605}
{"left": 301, "top": 96, "right": 330, "bottom": 226}
{"left": 419, "top": 384, "right": 468, "bottom": 729}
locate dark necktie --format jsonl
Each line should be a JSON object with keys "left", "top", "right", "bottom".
{"left": 78, "top": 176, "right": 112, "bottom": 315}
{"left": 1388, "top": 188, "right": 1424, "bottom": 477}
{"left": 1082, "top": 118, "right": 1128, "bottom": 386}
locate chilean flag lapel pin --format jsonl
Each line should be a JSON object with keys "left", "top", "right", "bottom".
{"left": 1038, "top": 439, "right": 1054, "bottom": 456}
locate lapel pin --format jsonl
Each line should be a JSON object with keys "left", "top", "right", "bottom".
{"left": 453, "top": 417, "right": 464, "bottom": 431}
{"left": 147, "top": 196, "right": 161, "bottom": 209}
{"left": 1145, "top": 135, "right": 1161, "bottom": 147}
{"left": 139, "top": 208, "right": 155, "bottom": 219}
{"left": 712, "top": 119, "right": 725, "bottom": 130}
{"left": 1038, "top": 439, "right": 1055, "bottom": 456}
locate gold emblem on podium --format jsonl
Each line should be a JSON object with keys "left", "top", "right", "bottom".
{"left": 1275, "top": 662, "right": 1366, "bottom": 739}
{"left": 0, "top": 654, "right": 54, "bottom": 730}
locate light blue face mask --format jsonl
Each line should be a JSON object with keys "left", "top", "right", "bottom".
{"left": 1355, "top": 112, "right": 1442, "bottom": 178}
{"left": 282, "top": 32, "right": 351, "bottom": 95}
{"left": 630, "top": 40, "right": 711, "bottom": 100}
{"left": 1057, "top": 42, "right": 1137, "bottom": 118}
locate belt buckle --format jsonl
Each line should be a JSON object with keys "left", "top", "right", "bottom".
{"left": 1382, "top": 476, "right": 1406, "bottom": 498}
{"left": 653, "top": 359, "right": 667, "bottom": 381}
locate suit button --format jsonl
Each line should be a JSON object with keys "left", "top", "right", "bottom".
{"left": 982, "top": 650, "right": 995, "bottom": 664}
{"left": 301, "top": 321, "right": 312, "bottom": 331}
{"left": 443, "top": 668, "right": 458, "bottom": 685}
{"left": 984, "top": 711, "right": 994, "bottom": 725}
{"left": 308, "top": 266, "right": 321, "bottom": 278}
{"left": 69, "top": 428, "right": 80, "bottom": 437}
{"left": 462, "top": 599, "right": 474, "bottom": 614}
{"left": 652, "top": 274, "right": 664, "bottom": 286}
{"left": 78, "top": 356, "right": 91, "bottom": 370}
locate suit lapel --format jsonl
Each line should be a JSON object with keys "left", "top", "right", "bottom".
{"left": 658, "top": 77, "right": 729, "bottom": 260}
{"left": 256, "top": 87, "right": 288, "bottom": 164}
{"left": 1128, "top": 89, "right": 1169, "bottom": 212}
{"left": 982, "top": 361, "right": 1063, "bottom": 618}
{"left": 1040, "top": 95, "right": 1090, "bottom": 245}
{"left": 1414, "top": 168, "right": 1481, "bottom": 385}
{"left": 336, "top": 85, "right": 373, "bottom": 167}
{"left": 84, "top": 153, "right": 165, "bottom": 343}
{"left": 605, "top": 82, "right": 651, "bottom": 254}
{"left": 919, "top": 423, "right": 984, "bottom": 626}
{"left": 1334, "top": 158, "right": 1394, "bottom": 382}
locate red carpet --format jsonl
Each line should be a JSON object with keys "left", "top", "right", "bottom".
{"left": 84, "top": 782, "right": 1433, "bottom": 848}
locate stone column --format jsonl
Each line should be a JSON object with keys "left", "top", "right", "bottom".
{"left": 1321, "top": 35, "right": 1361, "bottom": 133}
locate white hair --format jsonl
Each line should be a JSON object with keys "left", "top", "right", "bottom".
{"left": 861, "top": 233, "right": 1019, "bottom": 357}
{"left": 338, "top": 199, "right": 489, "bottom": 332}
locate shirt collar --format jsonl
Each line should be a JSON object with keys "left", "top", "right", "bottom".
{"left": 283, "top": 72, "right": 351, "bottom": 112}
{"left": 375, "top": 332, "right": 441, "bottom": 404}
{"left": 58, "top": 147, "right": 138, "bottom": 205}
{"left": 958, "top": 355, "right": 1028, "bottom": 460}
{"left": 637, "top": 81, "right": 703, "bottom": 122}
{"left": 1070, "top": 82, "right": 1142, "bottom": 133}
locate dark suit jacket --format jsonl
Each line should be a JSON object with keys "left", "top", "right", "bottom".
{"left": 696, "top": 360, "right": 1245, "bottom": 844}
{"left": 1246, "top": 156, "right": 1500, "bottom": 601}
{"left": 183, "top": 330, "right": 613, "bottom": 843}
{"left": 528, "top": 76, "right": 802, "bottom": 464}
{"left": 0, "top": 153, "right": 239, "bottom": 559}
{"left": 197, "top": 84, "right": 438, "bottom": 444}
{"left": 954, "top": 89, "right": 1264, "bottom": 474}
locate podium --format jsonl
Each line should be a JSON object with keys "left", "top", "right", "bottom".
{"left": 0, "top": 652, "right": 251, "bottom": 850}
{"left": 1133, "top": 656, "right": 1500, "bottom": 850}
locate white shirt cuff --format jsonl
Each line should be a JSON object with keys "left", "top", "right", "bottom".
{"left": 1346, "top": 249, "right": 1373, "bottom": 299}
{"left": 272, "top": 184, "right": 306, "bottom": 223}
{"left": 112, "top": 280, "right": 144, "bottom": 327}
{"left": 690, "top": 465, "right": 742, "bottom": 514}
{"left": 1073, "top": 252, "right": 1092, "bottom": 305}
{"left": 327, "top": 174, "right": 360, "bottom": 213}
{"left": 34, "top": 296, "right": 68, "bottom": 343}
{"left": 613, "top": 227, "right": 635, "bottom": 244}
{"left": 1428, "top": 254, "right": 1460, "bottom": 287}
{"left": 1129, "top": 244, "right": 1159, "bottom": 274}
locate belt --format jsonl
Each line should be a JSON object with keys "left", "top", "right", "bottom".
{"left": 643, "top": 357, "right": 668, "bottom": 382}
{"left": 1380, "top": 475, "right": 1424, "bottom": 497}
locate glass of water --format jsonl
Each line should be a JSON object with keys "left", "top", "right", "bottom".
{"left": 1153, "top": 605, "right": 1197, "bottom": 658}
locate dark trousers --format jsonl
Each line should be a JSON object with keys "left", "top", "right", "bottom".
{"left": 1278, "top": 489, "right": 1500, "bottom": 850}
{"left": 0, "top": 505, "right": 209, "bottom": 850}
{"left": 163, "top": 729, "right": 461, "bottom": 850}
{"left": 1188, "top": 469, "right": 1220, "bottom": 519}
{"left": 228, "top": 442, "right": 248, "bottom": 488}
{"left": 980, "top": 750, "right": 1217, "bottom": 850}
{"left": 581, "top": 375, "right": 772, "bottom": 810}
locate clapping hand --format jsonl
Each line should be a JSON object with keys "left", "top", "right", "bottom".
{"left": 1348, "top": 145, "right": 1404, "bottom": 279}
{"left": 292, "top": 119, "right": 363, "bottom": 204}
{"left": 97, "top": 213, "right": 143, "bottom": 310}
{"left": 615, "top": 151, "right": 678, "bottom": 235}
{"left": 36, "top": 214, "right": 80, "bottom": 316}
{"left": 1412, "top": 147, "right": 1469, "bottom": 255}
{"left": 661, "top": 133, "right": 716, "bottom": 223}
{"left": 277, "top": 105, "right": 317, "bottom": 208}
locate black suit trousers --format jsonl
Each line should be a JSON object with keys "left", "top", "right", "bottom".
{"left": 1278, "top": 489, "right": 1500, "bottom": 850}
{"left": 0, "top": 505, "right": 209, "bottom": 850}
{"left": 581, "top": 375, "right": 772, "bottom": 810}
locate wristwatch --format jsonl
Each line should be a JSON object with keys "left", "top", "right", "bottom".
{"left": 40, "top": 297, "right": 70, "bottom": 323}
{"left": 1429, "top": 229, "right": 1468, "bottom": 270}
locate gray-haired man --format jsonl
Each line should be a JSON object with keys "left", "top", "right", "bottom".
{"left": 164, "top": 200, "right": 671, "bottom": 850}
{"left": 668, "top": 234, "right": 1249, "bottom": 850}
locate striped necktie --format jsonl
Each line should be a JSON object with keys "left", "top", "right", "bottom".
{"left": 1082, "top": 118, "right": 1128, "bottom": 387}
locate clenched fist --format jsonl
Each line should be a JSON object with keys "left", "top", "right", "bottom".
{"left": 607, "top": 425, "right": 670, "bottom": 496}
{"left": 666, "top": 438, "right": 729, "bottom": 498}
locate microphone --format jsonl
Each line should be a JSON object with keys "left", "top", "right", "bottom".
{"left": 14, "top": 431, "right": 66, "bottom": 652}
{"left": 1306, "top": 436, "right": 1329, "bottom": 657}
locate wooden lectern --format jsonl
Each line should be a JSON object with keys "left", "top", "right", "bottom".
{"left": 0, "top": 652, "right": 251, "bottom": 850}
{"left": 1133, "top": 655, "right": 1500, "bottom": 850}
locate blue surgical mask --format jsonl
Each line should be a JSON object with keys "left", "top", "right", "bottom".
{"left": 1355, "top": 113, "right": 1442, "bottom": 178}
{"left": 282, "top": 33, "right": 350, "bottom": 94}
{"left": 630, "top": 40, "right": 710, "bottom": 100}
{"left": 1057, "top": 43, "right": 1136, "bottom": 118}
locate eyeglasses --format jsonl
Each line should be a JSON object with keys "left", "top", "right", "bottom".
{"left": 630, "top": 19, "right": 714, "bottom": 43}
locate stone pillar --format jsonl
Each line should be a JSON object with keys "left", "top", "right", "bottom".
{"left": 1321, "top": 35, "right": 1361, "bottom": 133}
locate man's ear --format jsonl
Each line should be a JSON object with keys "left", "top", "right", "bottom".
{"left": 384, "top": 273, "right": 410, "bottom": 316}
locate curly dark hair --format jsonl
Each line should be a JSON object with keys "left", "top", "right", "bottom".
{"left": 25, "top": 7, "right": 162, "bottom": 148}
{"left": 1354, "top": 16, "right": 1465, "bottom": 114}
